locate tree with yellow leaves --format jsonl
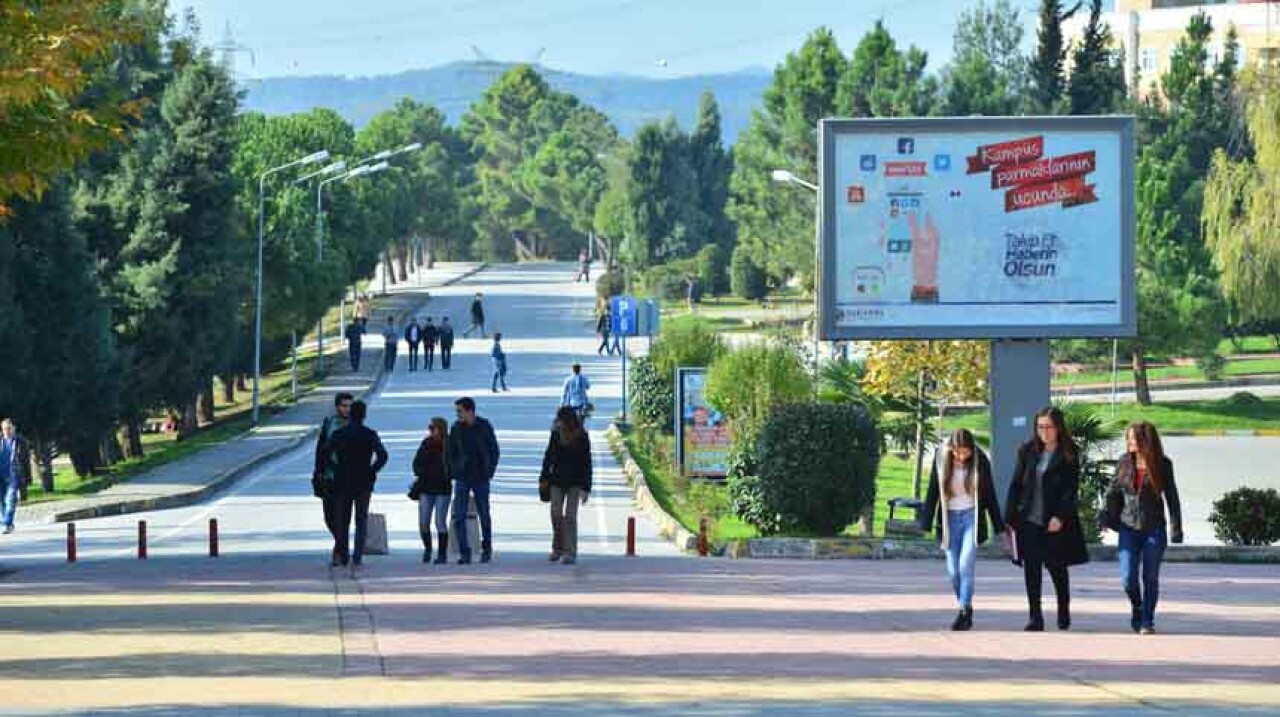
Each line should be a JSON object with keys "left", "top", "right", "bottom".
{"left": 0, "top": 1, "right": 144, "bottom": 216}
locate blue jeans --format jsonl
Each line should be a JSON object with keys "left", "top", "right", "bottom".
{"left": 945, "top": 509, "right": 978, "bottom": 609}
{"left": 1119, "top": 525, "right": 1167, "bottom": 628}
{"left": 418, "top": 493, "right": 451, "bottom": 534}
{"left": 2, "top": 476, "right": 18, "bottom": 527}
{"left": 452, "top": 480, "right": 492, "bottom": 555}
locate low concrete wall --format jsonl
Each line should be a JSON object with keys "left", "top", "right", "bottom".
{"left": 728, "top": 536, "right": 1280, "bottom": 563}
{"left": 604, "top": 425, "right": 698, "bottom": 553}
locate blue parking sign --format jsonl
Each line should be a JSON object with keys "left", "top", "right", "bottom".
{"left": 610, "top": 295, "right": 639, "bottom": 337}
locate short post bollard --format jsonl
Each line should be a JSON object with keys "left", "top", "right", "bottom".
{"left": 66, "top": 523, "right": 77, "bottom": 563}
{"left": 626, "top": 516, "right": 636, "bottom": 557}
{"left": 209, "top": 518, "right": 219, "bottom": 558}
{"left": 137, "top": 520, "right": 148, "bottom": 560}
{"left": 697, "top": 517, "right": 709, "bottom": 557}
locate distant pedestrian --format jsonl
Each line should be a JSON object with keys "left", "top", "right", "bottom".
{"left": 423, "top": 317, "right": 439, "bottom": 371}
{"left": 561, "top": 363, "right": 591, "bottom": 422}
{"left": 327, "top": 400, "right": 388, "bottom": 567}
{"left": 439, "top": 317, "right": 455, "bottom": 369}
{"left": 313, "top": 393, "right": 353, "bottom": 564}
{"left": 596, "top": 308, "right": 619, "bottom": 356}
{"left": 919, "top": 429, "right": 1005, "bottom": 631}
{"left": 490, "top": 333, "right": 508, "bottom": 393}
{"left": 411, "top": 417, "right": 453, "bottom": 564}
{"left": 354, "top": 294, "right": 371, "bottom": 331}
{"left": 541, "top": 406, "right": 592, "bottom": 564}
{"left": 463, "top": 293, "right": 486, "bottom": 338}
{"left": 344, "top": 321, "right": 363, "bottom": 372}
{"left": 1005, "top": 406, "right": 1088, "bottom": 632}
{"left": 382, "top": 316, "right": 399, "bottom": 372}
{"left": 404, "top": 317, "right": 423, "bottom": 372}
{"left": 575, "top": 249, "right": 591, "bottom": 283}
{"left": 0, "top": 418, "right": 32, "bottom": 534}
{"left": 1101, "top": 421, "right": 1183, "bottom": 635}
{"left": 685, "top": 274, "right": 699, "bottom": 312}
{"left": 449, "top": 397, "right": 501, "bottom": 564}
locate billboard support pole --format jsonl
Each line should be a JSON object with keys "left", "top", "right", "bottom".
{"left": 990, "top": 339, "right": 1051, "bottom": 512}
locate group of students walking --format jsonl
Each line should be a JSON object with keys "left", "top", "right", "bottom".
{"left": 340, "top": 292, "right": 489, "bottom": 374}
{"left": 920, "top": 406, "right": 1183, "bottom": 634}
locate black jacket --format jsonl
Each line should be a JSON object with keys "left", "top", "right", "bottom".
{"left": 448, "top": 417, "right": 500, "bottom": 483}
{"left": 423, "top": 324, "right": 439, "bottom": 346}
{"left": 404, "top": 323, "right": 422, "bottom": 345}
{"left": 438, "top": 324, "right": 454, "bottom": 348}
{"left": 327, "top": 422, "right": 388, "bottom": 493}
{"left": 344, "top": 322, "right": 363, "bottom": 344}
{"left": 1103, "top": 454, "right": 1183, "bottom": 541}
{"left": 541, "top": 430, "right": 593, "bottom": 492}
{"left": 470, "top": 299, "right": 485, "bottom": 323}
{"left": 411, "top": 436, "right": 451, "bottom": 496}
{"left": 313, "top": 415, "right": 346, "bottom": 479}
{"left": 1005, "top": 440, "right": 1089, "bottom": 566}
{"left": 596, "top": 313, "right": 610, "bottom": 334}
{"left": 919, "top": 447, "right": 1004, "bottom": 545}
{"left": 2, "top": 434, "right": 32, "bottom": 488}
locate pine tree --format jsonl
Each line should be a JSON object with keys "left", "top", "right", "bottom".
{"left": 1029, "top": 0, "right": 1081, "bottom": 112}
{"left": 1066, "top": 0, "right": 1128, "bottom": 115}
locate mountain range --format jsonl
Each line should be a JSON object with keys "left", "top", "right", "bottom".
{"left": 240, "top": 61, "right": 773, "bottom": 145}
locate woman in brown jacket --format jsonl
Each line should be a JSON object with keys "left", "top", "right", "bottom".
{"left": 541, "top": 406, "right": 593, "bottom": 565}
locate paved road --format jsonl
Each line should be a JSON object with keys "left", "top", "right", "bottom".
{"left": 0, "top": 263, "right": 679, "bottom": 567}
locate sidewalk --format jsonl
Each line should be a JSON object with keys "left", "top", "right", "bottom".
{"left": 14, "top": 263, "right": 484, "bottom": 526}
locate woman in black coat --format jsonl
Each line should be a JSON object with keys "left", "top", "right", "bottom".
{"left": 1004, "top": 406, "right": 1089, "bottom": 632}
{"left": 540, "top": 406, "right": 593, "bottom": 565}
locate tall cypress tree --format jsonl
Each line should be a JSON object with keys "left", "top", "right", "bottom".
{"left": 1066, "top": 0, "right": 1127, "bottom": 115}
{"left": 1029, "top": 0, "right": 1081, "bottom": 112}
{"left": 689, "top": 91, "right": 734, "bottom": 257}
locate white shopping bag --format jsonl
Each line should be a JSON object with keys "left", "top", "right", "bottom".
{"left": 363, "top": 512, "right": 389, "bottom": 555}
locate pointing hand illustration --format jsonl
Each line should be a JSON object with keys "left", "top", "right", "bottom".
{"left": 909, "top": 212, "right": 940, "bottom": 304}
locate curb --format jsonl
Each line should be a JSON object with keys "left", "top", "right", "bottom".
{"left": 37, "top": 264, "right": 488, "bottom": 525}
{"left": 604, "top": 424, "right": 698, "bottom": 553}
{"left": 727, "top": 536, "right": 1280, "bottom": 563}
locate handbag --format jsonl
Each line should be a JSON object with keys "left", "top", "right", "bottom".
{"left": 407, "top": 477, "right": 423, "bottom": 501}
{"left": 311, "top": 474, "right": 329, "bottom": 499}
{"left": 538, "top": 478, "right": 551, "bottom": 503}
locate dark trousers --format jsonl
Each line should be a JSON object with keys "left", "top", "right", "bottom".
{"left": 333, "top": 489, "right": 372, "bottom": 562}
{"left": 598, "top": 333, "right": 620, "bottom": 355}
{"left": 384, "top": 343, "right": 397, "bottom": 371}
{"left": 322, "top": 494, "right": 339, "bottom": 541}
{"left": 407, "top": 342, "right": 420, "bottom": 371}
{"left": 1018, "top": 522, "right": 1071, "bottom": 619}
{"left": 452, "top": 479, "right": 492, "bottom": 556}
{"left": 440, "top": 345, "right": 453, "bottom": 369}
{"left": 348, "top": 342, "right": 361, "bottom": 371}
{"left": 424, "top": 343, "right": 436, "bottom": 370}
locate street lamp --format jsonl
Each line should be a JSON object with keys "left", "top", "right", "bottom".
{"left": 770, "top": 168, "right": 821, "bottom": 370}
{"left": 253, "top": 149, "right": 330, "bottom": 427}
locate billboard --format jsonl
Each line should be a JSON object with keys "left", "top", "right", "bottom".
{"left": 819, "top": 117, "right": 1135, "bottom": 340}
{"left": 674, "top": 368, "right": 730, "bottom": 478}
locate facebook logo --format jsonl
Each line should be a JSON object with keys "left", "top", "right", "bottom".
{"left": 934, "top": 154, "right": 951, "bottom": 171}
{"left": 897, "top": 138, "right": 915, "bottom": 155}
{"left": 859, "top": 154, "right": 877, "bottom": 171}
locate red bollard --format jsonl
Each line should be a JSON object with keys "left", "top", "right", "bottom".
{"left": 626, "top": 516, "right": 636, "bottom": 557}
{"left": 697, "top": 517, "right": 710, "bottom": 557}
{"left": 209, "top": 518, "right": 219, "bottom": 558}
{"left": 66, "top": 523, "right": 77, "bottom": 563}
{"left": 137, "top": 520, "right": 147, "bottom": 560}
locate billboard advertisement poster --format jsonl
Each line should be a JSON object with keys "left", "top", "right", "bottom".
{"left": 819, "top": 117, "right": 1135, "bottom": 340}
{"left": 675, "top": 368, "right": 730, "bottom": 478}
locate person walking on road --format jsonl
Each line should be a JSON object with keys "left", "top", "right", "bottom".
{"left": 423, "top": 317, "right": 439, "bottom": 371}
{"left": 541, "top": 406, "right": 592, "bottom": 565}
{"left": 313, "top": 393, "right": 352, "bottom": 563}
{"left": 490, "top": 333, "right": 509, "bottom": 393}
{"left": 463, "top": 293, "right": 486, "bottom": 338}
{"left": 327, "top": 400, "right": 388, "bottom": 567}
{"left": 1101, "top": 421, "right": 1183, "bottom": 635}
{"left": 344, "top": 320, "right": 364, "bottom": 372}
{"left": 449, "top": 397, "right": 500, "bottom": 564}
{"left": 438, "top": 317, "right": 455, "bottom": 369}
{"left": 382, "top": 317, "right": 399, "bottom": 372}
{"left": 561, "top": 363, "right": 591, "bottom": 422}
{"left": 404, "top": 318, "right": 423, "bottom": 372}
{"left": 1005, "top": 406, "right": 1089, "bottom": 632}
{"left": 596, "top": 308, "right": 619, "bottom": 356}
{"left": 575, "top": 249, "right": 591, "bottom": 283}
{"left": 411, "top": 417, "right": 452, "bottom": 564}
{"left": 919, "top": 428, "right": 1005, "bottom": 631}
{"left": 0, "top": 418, "right": 32, "bottom": 534}
{"left": 354, "top": 294, "right": 371, "bottom": 331}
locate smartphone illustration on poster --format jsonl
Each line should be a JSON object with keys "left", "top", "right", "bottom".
{"left": 850, "top": 265, "right": 885, "bottom": 302}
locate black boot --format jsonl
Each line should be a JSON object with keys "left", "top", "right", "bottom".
{"left": 1130, "top": 605, "right": 1142, "bottom": 634}
{"left": 1057, "top": 598, "right": 1071, "bottom": 631}
{"left": 951, "top": 607, "right": 973, "bottom": 632}
{"left": 480, "top": 539, "right": 492, "bottom": 563}
{"left": 434, "top": 532, "right": 448, "bottom": 565}
{"left": 1025, "top": 607, "right": 1045, "bottom": 632}
{"left": 420, "top": 532, "right": 432, "bottom": 563}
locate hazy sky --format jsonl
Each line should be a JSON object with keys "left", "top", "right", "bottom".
{"left": 177, "top": 0, "right": 1043, "bottom": 80}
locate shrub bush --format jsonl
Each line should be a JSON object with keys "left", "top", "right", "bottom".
{"left": 634, "top": 317, "right": 727, "bottom": 432}
{"left": 1225, "top": 391, "right": 1264, "bottom": 407}
{"left": 730, "top": 246, "right": 767, "bottom": 301}
{"left": 628, "top": 355, "right": 670, "bottom": 431}
{"left": 1209, "top": 487, "right": 1280, "bottom": 546}
{"left": 696, "top": 244, "right": 729, "bottom": 297}
{"left": 595, "top": 270, "right": 626, "bottom": 306}
{"left": 642, "top": 262, "right": 692, "bottom": 302}
{"left": 745, "top": 402, "right": 880, "bottom": 536}
{"left": 704, "top": 341, "right": 812, "bottom": 435}
{"left": 1196, "top": 352, "right": 1226, "bottom": 381}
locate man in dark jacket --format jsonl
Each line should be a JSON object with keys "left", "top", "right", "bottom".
{"left": 438, "top": 317, "right": 455, "bottom": 369}
{"left": 423, "top": 317, "right": 440, "bottom": 371}
{"left": 404, "top": 318, "right": 423, "bottom": 372}
{"left": 327, "top": 400, "right": 388, "bottom": 567}
{"left": 449, "top": 397, "right": 500, "bottom": 564}
{"left": 313, "top": 393, "right": 352, "bottom": 560}
{"left": 344, "top": 320, "right": 363, "bottom": 372}
{"left": 463, "top": 293, "right": 486, "bottom": 338}
{"left": 0, "top": 418, "right": 32, "bottom": 534}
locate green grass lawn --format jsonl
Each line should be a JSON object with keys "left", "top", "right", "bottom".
{"left": 1055, "top": 356, "right": 1280, "bottom": 387}
{"left": 942, "top": 395, "right": 1280, "bottom": 435}
{"left": 1218, "top": 335, "right": 1280, "bottom": 355}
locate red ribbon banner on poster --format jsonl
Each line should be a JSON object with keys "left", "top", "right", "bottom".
{"left": 1004, "top": 176, "right": 1098, "bottom": 212}
{"left": 966, "top": 135, "right": 1045, "bottom": 174}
